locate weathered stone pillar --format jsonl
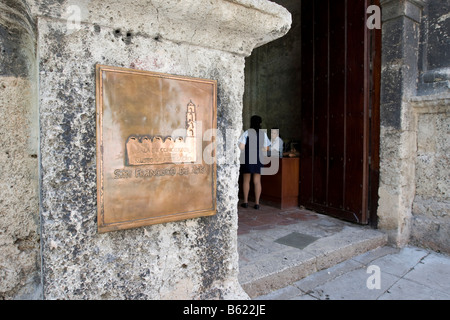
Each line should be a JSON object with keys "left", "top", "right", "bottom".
{"left": 0, "top": 0, "right": 40, "bottom": 299}
{"left": 378, "top": 0, "right": 425, "bottom": 246}
{"left": 33, "top": 0, "right": 290, "bottom": 299}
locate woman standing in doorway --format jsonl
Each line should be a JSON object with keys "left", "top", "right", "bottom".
{"left": 238, "top": 115, "right": 271, "bottom": 209}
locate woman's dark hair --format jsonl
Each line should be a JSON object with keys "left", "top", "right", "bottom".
{"left": 250, "top": 115, "right": 262, "bottom": 131}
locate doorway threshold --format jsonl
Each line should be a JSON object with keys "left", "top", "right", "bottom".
{"left": 237, "top": 204, "right": 387, "bottom": 298}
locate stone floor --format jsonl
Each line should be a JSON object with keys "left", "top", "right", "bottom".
{"left": 237, "top": 203, "right": 450, "bottom": 300}
{"left": 253, "top": 245, "right": 450, "bottom": 300}
{"left": 237, "top": 203, "right": 388, "bottom": 298}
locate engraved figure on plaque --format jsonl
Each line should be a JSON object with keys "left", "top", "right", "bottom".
{"left": 125, "top": 101, "right": 197, "bottom": 166}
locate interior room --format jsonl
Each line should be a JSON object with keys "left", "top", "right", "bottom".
{"left": 241, "top": 0, "right": 380, "bottom": 226}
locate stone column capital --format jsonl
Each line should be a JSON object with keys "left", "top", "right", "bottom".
{"left": 28, "top": 0, "right": 292, "bottom": 57}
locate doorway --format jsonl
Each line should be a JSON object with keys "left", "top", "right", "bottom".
{"left": 242, "top": 0, "right": 380, "bottom": 225}
{"left": 299, "top": 0, "right": 380, "bottom": 225}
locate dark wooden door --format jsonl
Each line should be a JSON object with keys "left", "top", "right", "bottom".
{"left": 299, "top": 0, "right": 380, "bottom": 224}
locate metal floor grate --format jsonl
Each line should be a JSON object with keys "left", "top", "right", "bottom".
{"left": 275, "top": 232, "right": 319, "bottom": 250}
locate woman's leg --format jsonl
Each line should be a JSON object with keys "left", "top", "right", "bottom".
{"left": 242, "top": 173, "right": 251, "bottom": 204}
{"left": 253, "top": 173, "right": 261, "bottom": 206}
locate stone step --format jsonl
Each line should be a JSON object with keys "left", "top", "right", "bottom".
{"left": 238, "top": 213, "right": 387, "bottom": 298}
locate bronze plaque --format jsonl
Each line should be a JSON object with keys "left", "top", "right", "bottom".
{"left": 96, "top": 65, "right": 217, "bottom": 233}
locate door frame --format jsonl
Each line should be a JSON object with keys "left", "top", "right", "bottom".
{"left": 368, "top": 0, "right": 381, "bottom": 227}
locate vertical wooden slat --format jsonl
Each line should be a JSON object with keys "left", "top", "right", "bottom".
{"left": 312, "top": 0, "right": 329, "bottom": 207}
{"left": 344, "top": 0, "right": 366, "bottom": 221}
{"left": 299, "top": 0, "right": 314, "bottom": 205}
{"left": 369, "top": 0, "right": 382, "bottom": 226}
{"left": 361, "top": 0, "right": 371, "bottom": 224}
{"left": 328, "top": 0, "right": 347, "bottom": 211}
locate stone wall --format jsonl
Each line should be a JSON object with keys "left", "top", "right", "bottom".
{"left": 0, "top": 0, "right": 291, "bottom": 299}
{"left": 410, "top": 0, "right": 450, "bottom": 252}
{"left": 37, "top": 16, "right": 245, "bottom": 299}
{"left": 243, "top": 0, "right": 301, "bottom": 144}
{"left": 410, "top": 95, "right": 450, "bottom": 253}
{"left": 379, "top": 0, "right": 450, "bottom": 252}
{"left": 0, "top": 0, "right": 41, "bottom": 299}
{"left": 418, "top": 0, "right": 450, "bottom": 94}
